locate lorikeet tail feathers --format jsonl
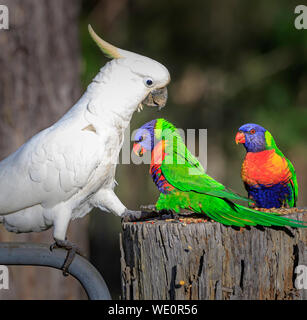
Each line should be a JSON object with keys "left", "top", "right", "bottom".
{"left": 203, "top": 201, "right": 307, "bottom": 228}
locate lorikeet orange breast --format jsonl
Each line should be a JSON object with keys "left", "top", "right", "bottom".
{"left": 150, "top": 140, "right": 175, "bottom": 194}
{"left": 133, "top": 119, "right": 305, "bottom": 228}
{"left": 236, "top": 123, "right": 298, "bottom": 208}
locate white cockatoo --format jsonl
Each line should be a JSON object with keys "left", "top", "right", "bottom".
{"left": 0, "top": 25, "right": 170, "bottom": 273}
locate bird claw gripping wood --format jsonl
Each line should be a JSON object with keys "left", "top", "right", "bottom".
{"left": 140, "top": 204, "right": 157, "bottom": 212}
{"left": 50, "top": 239, "right": 84, "bottom": 276}
{"left": 141, "top": 204, "right": 176, "bottom": 217}
{"left": 121, "top": 208, "right": 160, "bottom": 222}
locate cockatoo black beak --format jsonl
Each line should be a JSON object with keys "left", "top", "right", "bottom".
{"left": 142, "top": 87, "right": 168, "bottom": 110}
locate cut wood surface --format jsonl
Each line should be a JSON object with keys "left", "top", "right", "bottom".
{"left": 120, "top": 209, "right": 307, "bottom": 300}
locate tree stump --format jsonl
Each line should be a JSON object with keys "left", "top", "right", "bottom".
{"left": 120, "top": 209, "right": 307, "bottom": 300}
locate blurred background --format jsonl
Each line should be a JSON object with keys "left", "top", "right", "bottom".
{"left": 0, "top": 0, "right": 306, "bottom": 299}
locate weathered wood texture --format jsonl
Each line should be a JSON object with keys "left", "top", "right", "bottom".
{"left": 120, "top": 211, "right": 307, "bottom": 300}
{"left": 0, "top": 0, "right": 88, "bottom": 299}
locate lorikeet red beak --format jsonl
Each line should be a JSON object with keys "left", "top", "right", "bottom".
{"left": 133, "top": 143, "right": 146, "bottom": 157}
{"left": 235, "top": 131, "right": 246, "bottom": 144}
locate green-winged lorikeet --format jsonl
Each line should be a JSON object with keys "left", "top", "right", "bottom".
{"left": 235, "top": 123, "right": 298, "bottom": 209}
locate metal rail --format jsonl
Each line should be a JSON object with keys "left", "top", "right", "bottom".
{"left": 0, "top": 242, "right": 111, "bottom": 300}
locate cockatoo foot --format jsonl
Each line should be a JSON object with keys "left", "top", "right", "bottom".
{"left": 140, "top": 204, "right": 157, "bottom": 212}
{"left": 121, "top": 209, "right": 159, "bottom": 222}
{"left": 140, "top": 205, "right": 173, "bottom": 217}
{"left": 50, "top": 239, "right": 83, "bottom": 276}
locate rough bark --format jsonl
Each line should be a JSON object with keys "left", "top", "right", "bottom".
{"left": 0, "top": 0, "right": 88, "bottom": 299}
{"left": 120, "top": 210, "right": 307, "bottom": 300}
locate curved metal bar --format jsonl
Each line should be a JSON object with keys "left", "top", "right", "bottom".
{"left": 0, "top": 242, "right": 111, "bottom": 300}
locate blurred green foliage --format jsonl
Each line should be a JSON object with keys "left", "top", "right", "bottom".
{"left": 80, "top": 0, "right": 307, "bottom": 298}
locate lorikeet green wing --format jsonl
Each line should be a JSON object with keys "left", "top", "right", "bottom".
{"left": 264, "top": 131, "right": 298, "bottom": 207}
{"left": 161, "top": 139, "right": 250, "bottom": 202}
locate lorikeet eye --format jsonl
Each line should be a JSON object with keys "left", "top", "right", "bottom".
{"left": 250, "top": 129, "right": 256, "bottom": 134}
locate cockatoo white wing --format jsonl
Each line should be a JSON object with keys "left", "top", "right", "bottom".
{"left": 0, "top": 121, "right": 104, "bottom": 215}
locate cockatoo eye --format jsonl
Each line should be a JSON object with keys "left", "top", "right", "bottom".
{"left": 144, "top": 78, "right": 154, "bottom": 87}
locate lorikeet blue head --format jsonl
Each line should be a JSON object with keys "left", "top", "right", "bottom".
{"left": 133, "top": 118, "right": 178, "bottom": 156}
{"left": 235, "top": 123, "right": 267, "bottom": 152}
{"left": 133, "top": 119, "right": 157, "bottom": 156}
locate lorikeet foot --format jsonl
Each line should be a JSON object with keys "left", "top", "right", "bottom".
{"left": 121, "top": 209, "right": 159, "bottom": 222}
{"left": 249, "top": 203, "right": 256, "bottom": 208}
{"left": 50, "top": 239, "right": 83, "bottom": 276}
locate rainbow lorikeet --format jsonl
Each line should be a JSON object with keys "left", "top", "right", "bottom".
{"left": 235, "top": 123, "right": 298, "bottom": 209}
{"left": 133, "top": 119, "right": 305, "bottom": 228}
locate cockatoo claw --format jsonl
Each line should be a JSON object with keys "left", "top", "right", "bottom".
{"left": 50, "top": 239, "right": 83, "bottom": 276}
{"left": 121, "top": 209, "right": 159, "bottom": 222}
{"left": 121, "top": 209, "right": 142, "bottom": 222}
{"left": 139, "top": 204, "right": 157, "bottom": 212}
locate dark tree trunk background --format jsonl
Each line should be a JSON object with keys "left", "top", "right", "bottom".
{"left": 121, "top": 211, "right": 307, "bottom": 300}
{"left": 0, "top": 0, "right": 88, "bottom": 299}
